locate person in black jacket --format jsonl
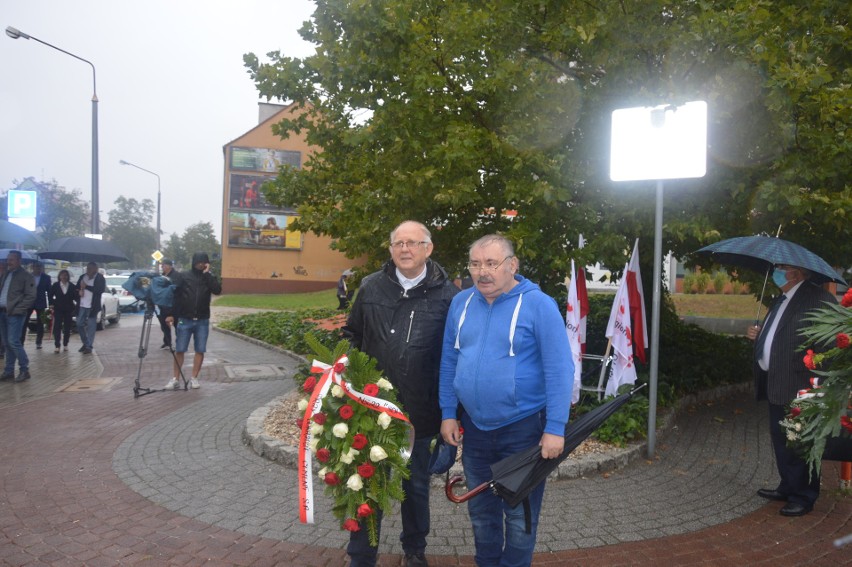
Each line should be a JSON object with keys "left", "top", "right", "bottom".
{"left": 343, "top": 220, "right": 459, "bottom": 567}
{"left": 164, "top": 252, "right": 222, "bottom": 390}
{"left": 76, "top": 262, "right": 106, "bottom": 354}
{"left": 22, "top": 262, "right": 52, "bottom": 349}
{"left": 48, "top": 269, "right": 78, "bottom": 353}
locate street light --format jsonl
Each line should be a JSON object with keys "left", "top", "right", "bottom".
{"left": 6, "top": 26, "right": 100, "bottom": 234}
{"left": 119, "top": 160, "right": 161, "bottom": 251}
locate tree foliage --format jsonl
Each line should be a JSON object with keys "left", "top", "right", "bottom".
{"left": 104, "top": 196, "right": 157, "bottom": 268}
{"left": 162, "top": 222, "right": 221, "bottom": 272}
{"left": 245, "top": 0, "right": 851, "bottom": 297}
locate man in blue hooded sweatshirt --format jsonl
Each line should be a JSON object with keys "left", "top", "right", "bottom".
{"left": 164, "top": 252, "right": 222, "bottom": 390}
{"left": 440, "top": 234, "right": 573, "bottom": 567}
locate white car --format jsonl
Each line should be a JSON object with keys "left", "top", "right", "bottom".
{"left": 105, "top": 275, "right": 146, "bottom": 312}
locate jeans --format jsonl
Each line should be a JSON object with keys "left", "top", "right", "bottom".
{"left": 0, "top": 312, "right": 28, "bottom": 374}
{"left": 461, "top": 411, "right": 546, "bottom": 567}
{"left": 77, "top": 306, "right": 98, "bottom": 349}
{"left": 174, "top": 318, "right": 210, "bottom": 353}
{"left": 347, "top": 436, "right": 432, "bottom": 566}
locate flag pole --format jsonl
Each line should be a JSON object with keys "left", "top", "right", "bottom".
{"left": 596, "top": 338, "right": 613, "bottom": 401}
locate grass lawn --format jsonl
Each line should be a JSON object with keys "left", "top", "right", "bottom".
{"left": 215, "top": 288, "right": 764, "bottom": 319}
{"left": 214, "top": 289, "right": 338, "bottom": 310}
{"left": 669, "top": 293, "right": 762, "bottom": 319}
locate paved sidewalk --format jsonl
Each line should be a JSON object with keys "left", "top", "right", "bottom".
{"left": 0, "top": 313, "right": 849, "bottom": 566}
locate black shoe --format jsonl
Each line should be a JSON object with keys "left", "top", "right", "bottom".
{"left": 14, "top": 370, "right": 30, "bottom": 383}
{"left": 82, "top": 348, "right": 93, "bottom": 354}
{"left": 404, "top": 552, "right": 429, "bottom": 567}
{"left": 160, "top": 344, "right": 171, "bottom": 350}
{"left": 36, "top": 344, "right": 42, "bottom": 350}
{"left": 780, "top": 502, "right": 813, "bottom": 516}
{"left": 0, "top": 372, "right": 14, "bottom": 381}
{"left": 757, "top": 488, "right": 788, "bottom": 502}
{"left": 78, "top": 346, "right": 86, "bottom": 352}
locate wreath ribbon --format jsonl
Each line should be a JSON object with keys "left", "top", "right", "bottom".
{"left": 298, "top": 355, "right": 412, "bottom": 524}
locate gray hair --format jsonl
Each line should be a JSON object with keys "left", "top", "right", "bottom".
{"left": 389, "top": 220, "right": 432, "bottom": 244}
{"left": 469, "top": 234, "right": 515, "bottom": 258}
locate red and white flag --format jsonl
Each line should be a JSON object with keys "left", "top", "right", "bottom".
{"left": 605, "top": 263, "right": 637, "bottom": 397}
{"left": 565, "top": 260, "right": 583, "bottom": 404}
{"left": 576, "top": 235, "right": 589, "bottom": 354}
{"left": 626, "top": 239, "right": 648, "bottom": 364}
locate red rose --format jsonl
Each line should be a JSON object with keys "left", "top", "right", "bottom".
{"left": 803, "top": 350, "right": 816, "bottom": 370}
{"left": 303, "top": 376, "right": 317, "bottom": 393}
{"left": 790, "top": 406, "right": 801, "bottom": 417}
{"left": 334, "top": 362, "right": 346, "bottom": 374}
{"left": 339, "top": 405, "right": 354, "bottom": 420}
{"left": 312, "top": 412, "right": 327, "bottom": 425}
{"left": 357, "top": 503, "right": 373, "bottom": 518}
{"left": 842, "top": 289, "right": 852, "bottom": 308}
{"left": 294, "top": 418, "right": 306, "bottom": 428}
{"left": 324, "top": 472, "right": 340, "bottom": 485}
{"left": 352, "top": 434, "right": 368, "bottom": 450}
{"left": 363, "top": 384, "right": 379, "bottom": 397}
{"left": 841, "top": 415, "right": 852, "bottom": 434}
{"left": 342, "top": 518, "right": 360, "bottom": 532}
{"left": 357, "top": 463, "right": 375, "bottom": 479}
{"left": 316, "top": 448, "right": 331, "bottom": 463}
{"left": 837, "top": 333, "right": 850, "bottom": 349}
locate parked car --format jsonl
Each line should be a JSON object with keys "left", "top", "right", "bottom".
{"left": 28, "top": 290, "right": 121, "bottom": 332}
{"left": 105, "top": 275, "right": 146, "bottom": 312}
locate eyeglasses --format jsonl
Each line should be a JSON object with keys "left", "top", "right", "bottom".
{"left": 467, "top": 256, "right": 512, "bottom": 272}
{"left": 390, "top": 240, "right": 429, "bottom": 250}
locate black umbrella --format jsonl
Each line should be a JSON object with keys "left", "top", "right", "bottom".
{"left": 695, "top": 235, "right": 845, "bottom": 286}
{"left": 446, "top": 384, "right": 646, "bottom": 508}
{"left": 38, "top": 236, "right": 130, "bottom": 264}
{"left": 0, "top": 219, "right": 43, "bottom": 248}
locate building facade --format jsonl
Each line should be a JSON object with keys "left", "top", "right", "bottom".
{"left": 220, "top": 102, "right": 354, "bottom": 293}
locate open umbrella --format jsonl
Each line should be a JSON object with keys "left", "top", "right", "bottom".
{"left": 0, "top": 219, "right": 43, "bottom": 248}
{"left": 0, "top": 249, "right": 42, "bottom": 264}
{"left": 446, "top": 384, "right": 646, "bottom": 508}
{"left": 695, "top": 236, "right": 845, "bottom": 286}
{"left": 38, "top": 236, "right": 130, "bottom": 264}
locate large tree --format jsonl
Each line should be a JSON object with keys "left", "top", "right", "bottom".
{"left": 104, "top": 196, "right": 158, "bottom": 268}
{"left": 162, "top": 222, "right": 221, "bottom": 272}
{"left": 245, "top": 0, "right": 850, "bottom": 296}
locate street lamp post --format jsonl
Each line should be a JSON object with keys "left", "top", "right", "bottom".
{"left": 119, "top": 160, "right": 161, "bottom": 251}
{"left": 6, "top": 26, "right": 99, "bottom": 234}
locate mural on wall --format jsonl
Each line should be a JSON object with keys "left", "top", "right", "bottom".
{"left": 230, "top": 146, "right": 301, "bottom": 172}
{"left": 228, "top": 211, "right": 303, "bottom": 249}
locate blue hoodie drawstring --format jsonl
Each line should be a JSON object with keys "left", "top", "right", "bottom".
{"left": 454, "top": 293, "right": 474, "bottom": 350}
{"left": 454, "top": 291, "right": 524, "bottom": 357}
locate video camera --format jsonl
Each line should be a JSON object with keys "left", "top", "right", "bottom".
{"left": 121, "top": 272, "right": 175, "bottom": 309}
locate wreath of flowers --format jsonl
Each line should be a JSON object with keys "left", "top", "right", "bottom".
{"left": 295, "top": 335, "right": 411, "bottom": 546}
{"left": 780, "top": 288, "right": 852, "bottom": 474}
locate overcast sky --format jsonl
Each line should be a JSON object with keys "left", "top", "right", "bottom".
{"left": 1, "top": 0, "right": 316, "bottom": 243}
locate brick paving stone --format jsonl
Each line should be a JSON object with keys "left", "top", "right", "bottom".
{"left": 0, "top": 312, "right": 849, "bottom": 565}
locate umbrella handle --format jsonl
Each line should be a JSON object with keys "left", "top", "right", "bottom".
{"left": 445, "top": 476, "right": 491, "bottom": 503}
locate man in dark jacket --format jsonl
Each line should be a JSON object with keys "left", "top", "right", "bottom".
{"left": 22, "top": 261, "right": 52, "bottom": 349}
{"left": 76, "top": 262, "right": 106, "bottom": 354}
{"left": 0, "top": 251, "right": 36, "bottom": 382}
{"left": 343, "top": 220, "right": 459, "bottom": 567}
{"left": 164, "top": 252, "right": 222, "bottom": 390}
{"left": 746, "top": 264, "right": 837, "bottom": 517}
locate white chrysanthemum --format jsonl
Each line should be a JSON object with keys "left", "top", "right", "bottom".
{"left": 332, "top": 385, "right": 345, "bottom": 398}
{"left": 333, "top": 422, "right": 349, "bottom": 438}
{"left": 346, "top": 474, "right": 363, "bottom": 491}
{"left": 377, "top": 412, "right": 392, "bottom": 430}
{"left": 795, "top": 423, "right": 802, "bottom": 432}
{"left": 786, "top": 430, "right": 798, "bottom": 442}
{"left": 297, "top": 398, "right": 309, "bottom": 411}
{"left": 376, "top": 378, "right": 393, "bottom": 390}
{"left": 370, "top": 445, "right": 388, "bottom": 462}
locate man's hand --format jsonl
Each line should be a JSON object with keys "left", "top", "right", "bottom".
{"left": 165, "top": 316, "right": 174, "bottom": 326}
{"left": 746, "top": 325, "right": 760, "bottom": 341}
{"left": 441, "top": 419, "right": 462, "bottom": 447}
{"left": 540, "top": 433, "right": 564, "bottom": 459}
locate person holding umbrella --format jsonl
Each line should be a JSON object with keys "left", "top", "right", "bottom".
{"left": 440, "top": 234, "right": 572, "bottom": 567}
{"left": 746, "top": 263, "right": 837, "bottom": 516}
{"left": 0, "top": 250, "right": 36, "bottom": 382}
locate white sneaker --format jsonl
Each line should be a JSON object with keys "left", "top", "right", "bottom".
{"left": 165, "top": 378, "right": 180, "bottom": 390}
{"left": 190, "top": 378, "right": 200, "bottom": 389}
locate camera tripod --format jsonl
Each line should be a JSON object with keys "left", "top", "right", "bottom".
{"left": 133, "top": 303, "right": 187, "bottom": 398}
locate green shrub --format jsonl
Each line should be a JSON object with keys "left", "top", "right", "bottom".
{"left": 219, "top": 308, "right": 344, "bottom": 354}
{"left": 682, "top": 273, "right": 696, "bottom": 293}
{"left": 694, "top": 271, "right": 711, "bottom": 294}
{"left": 712, "top": 272, "right": 729, "bottom": 295}
{"left": 731, "top": 280, "right": 744, "bottom": 295}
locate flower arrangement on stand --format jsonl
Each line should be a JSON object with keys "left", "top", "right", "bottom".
{"left": 295, "top": 334, "right": 411, "bottom": 546}
{"left": 780, "top": 288, "right": 852, "bottom": 475}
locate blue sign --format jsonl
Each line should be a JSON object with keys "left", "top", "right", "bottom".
{"left": 7, "top": 190, "right": 37, "bottom": 219}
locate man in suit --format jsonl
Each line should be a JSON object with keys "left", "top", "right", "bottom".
{"left": 22, "top": 261, "right": 52, "bottom": 349}
{"left": 746, "top": 263, "right": 837, "bottom": 516}
{"left": 76, "top": 262, "right": 106, "bottom": 354}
